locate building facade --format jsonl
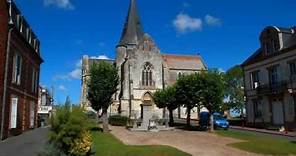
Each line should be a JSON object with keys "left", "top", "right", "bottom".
{"left": 242, "top": 26, "right": 296, "bottom": 130}
{"left": 0, "top": 0, "right": 43, "bottom": 139}
{"left": 37, "top": 86, "right": 53, "bottom": 127}
{"left": 80, "top": 0, "right": 207, "bottom": 119}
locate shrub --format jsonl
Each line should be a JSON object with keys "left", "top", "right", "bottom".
{"left": 86, "top": 111, "right": 97, "bottom": 120}
{"left": 108, "top": 115, "right": 130, "bottom": 126}
{"left": 47, "top": 106, "right": 92, "bottom": 156}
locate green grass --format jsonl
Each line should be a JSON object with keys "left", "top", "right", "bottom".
{"left": 216, "top": 130, "right": 296, "bottom": 155}
{"left": 91, "top": 131, "right": 191, "bottom": 156}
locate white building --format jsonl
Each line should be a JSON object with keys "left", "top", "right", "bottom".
{"left": 242, "top": 26, "right": 296, "bottom": 130}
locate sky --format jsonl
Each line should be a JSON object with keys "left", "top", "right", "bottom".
{"left": 13, "top": 0, "right": 296, "bottom": 104}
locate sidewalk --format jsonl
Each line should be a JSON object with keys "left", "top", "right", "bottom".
{"left": 230, "top": 126, "right": 296, "bottom": 137}
{"left": 0, "top": 127, "right": 49, "bottom": 156}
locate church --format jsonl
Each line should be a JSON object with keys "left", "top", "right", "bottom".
{"left": 80, "top": 0, "right": 207, "bottom": 120}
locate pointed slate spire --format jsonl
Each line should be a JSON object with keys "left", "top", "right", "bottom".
{"left": 118, "top": 0, "right": 144, "bottom": 46}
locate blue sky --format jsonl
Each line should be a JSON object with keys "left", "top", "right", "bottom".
{"left": 14, "top": 0, "right": 296, "bottom": 104}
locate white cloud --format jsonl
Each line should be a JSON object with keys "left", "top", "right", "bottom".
{"left": 90, "top": 55, "right": 110, "bottom": 60}
{"left": 44, "top": 0, "right": 74, "bottom": 10}
{"left": 58, "top": 85, "right": 67, "bottom": 91}
{"left": 173, "top": 12, "right": 202, "bottom": 34}
{"left": 68, "top": 68, "right": 81, "bottom": 79}
{"left": 53, "top": 59, "right": 81, "bottom": 81}
{"left": 53, "top": 55, "right": 110, "bottom": 81}
{"left": 205, "top": 15, "right": 222, "bottom": 26}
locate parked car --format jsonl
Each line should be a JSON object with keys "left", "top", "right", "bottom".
{"left": 213, "top": 113, "right": 229, "bottom": 130}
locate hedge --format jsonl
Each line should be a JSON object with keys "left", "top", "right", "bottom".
{"left": 109, "top": 115, "right": 130, "bottom": 126}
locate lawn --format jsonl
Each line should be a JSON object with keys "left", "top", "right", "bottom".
{"left": 91, "top": 130, "right": 191, "bottom": 156}
{"left": 216, "top": 130, "right": 296, "bottom": 155}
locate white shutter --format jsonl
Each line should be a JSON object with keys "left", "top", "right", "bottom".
{"left": 10, "top": 98, "right": 18, "bottom": 129}
{"left": 30, "top": 102, "right": 35, "bottom": 128}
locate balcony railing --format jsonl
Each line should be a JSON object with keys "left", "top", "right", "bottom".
{"left": 256, "top": 81, "right": 287, "bottom": 95}
{"left": 38, "top": 106, "right": 53, "bottom": 114}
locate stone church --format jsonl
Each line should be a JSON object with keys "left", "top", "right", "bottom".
{"left": 80, "top": 0, "right": 207, "bottom": 119}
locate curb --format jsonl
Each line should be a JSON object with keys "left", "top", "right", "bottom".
{"left": 230, "top": 126, "right": 296, "bottom": 137}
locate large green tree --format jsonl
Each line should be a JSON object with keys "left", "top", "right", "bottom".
{"left": 200, "top": 70, "right": 225, "bottom": 113}
{"left": 153, "top": 85, "right": 179, "bottom": 126}
{"left": 176, "top": 73, "right": 203, "bottom": 127}
{"left": 224, "top": 65, "right": 244, "bottom": 113}
{"left": 87, "top": 61, "right": 119, "bottom": 132}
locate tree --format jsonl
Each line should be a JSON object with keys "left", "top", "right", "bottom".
{"left": 65, "top": 96, "right": 72, "bottom": 111}
{"left": 224, "top": 65, "right": 244, "bottom": 114}
{"left": 200, "top": 69, "right": 225, "bottom": 113}
{"left": 153, "top": 85, "right": 179, "bottom": 126}
{"left": 176, "top": 73, "right": 203, "bottom": 127}
{"left": 87, "top": 61, "right": 119, "bottom": 132}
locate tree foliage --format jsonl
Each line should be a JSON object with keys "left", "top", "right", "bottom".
{"left": 199, "top": 69, "right": 225, "bottom": 113}
{"left": 87, "top": 61, "right": 119, "bottom": 132}
{"left": 224, "top": 65, "right": 244, "bottom": 113}
{"left": 153, "top": 85, "right": 179, "bottom": 126}
{"left": 175, "top": 70, "right": 225, "bottom": 126}
{"left": 175, "top": 73, "right": 203, "bottom": 126}
{"left": 47, "top": 106, "right": 92, "bottom": 156}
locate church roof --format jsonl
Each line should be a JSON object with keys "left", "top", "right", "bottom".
{"left": 118, "top": 0, "right": 145, "bottom": 47}
{"left": 162, "top": 54, "right": 207, "bottom": 70}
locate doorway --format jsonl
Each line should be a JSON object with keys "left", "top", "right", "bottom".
{"left": 272, "top": 99, "right": 284, "bottom": 125}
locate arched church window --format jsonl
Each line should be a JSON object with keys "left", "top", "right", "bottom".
{"left": 142, "top": 62, "right": 153, "bottom": 86}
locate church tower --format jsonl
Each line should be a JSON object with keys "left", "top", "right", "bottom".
{"left": 116, "top": 0, "right": 164, "bottom": 118}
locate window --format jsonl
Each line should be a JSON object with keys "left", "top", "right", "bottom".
{"left": 34, "top": 70, "right": 39, "bottom": 93}
{"left": 262, "top": 37, "right": 280, "bottom": 55}
{"left": 12, "top": 54, "right": 22, "bottom": 85}
{"left": 289, "top": 61, "right": 296, "bottom": 81}
{"left": 142, "top": 62, "right": 153, "bottom": 86}
{"left": 32, "top": 67, "right": 36, "bottom": 92}
{"left": 268, "top": 66, "right": 279, "bottom": 86}
{"left": 178, "top": 72, "right": 183, "bottom": 79}
{"left": 18, "top": 16, "right": 23, "bottom": 33}
{"left": 30, "top": 102, "right": 35, "bottom": 128}
{"left": 31, "top": 67, "right": 39, "bottom": 93}
{"left": 250, "top": 71, "right": 259, "bottom": 90}
{"left": 26, "top": 28, "right": 31, "bottom": 41}
{"left": 253, "top": 99, "right": 262, "bottom": 118}
{"left": 10, "top": 97, "right": 18, "bottom": 129}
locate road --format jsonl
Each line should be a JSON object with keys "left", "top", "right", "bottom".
{"left": 0, "top": 127, "right": 49, "bottom": 156}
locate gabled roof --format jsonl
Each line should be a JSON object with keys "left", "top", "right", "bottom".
{"left": 162, "top": 54, "right": 207, "bottom": 70}
{"left": 242, "top": 26, "right": 296, "bottom": 67}
{"left": 118, "top": 0, "right": 144, "bottom": 47}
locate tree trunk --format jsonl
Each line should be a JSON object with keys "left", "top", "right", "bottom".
{"left": 169, "top": 109, "right": 174, "bottom": 127}
{"left": 186, "top": 107, "right": 191, "bottom": 127}
{"left": 101, "top": 109, "right": 109, "bottom": 133}
{"left": 97, "top": 112, "right": 100, "bottom": 123}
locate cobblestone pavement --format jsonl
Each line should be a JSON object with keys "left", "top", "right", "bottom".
{"left": 0, "top": 127, "right": 49, "bottom": 156}
{"left": 110, "top": 126, "right": 261, "bottom": 156}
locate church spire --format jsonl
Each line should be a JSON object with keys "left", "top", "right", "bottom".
{"left": 118, "top": 0, "right": 144, "bottom": 47}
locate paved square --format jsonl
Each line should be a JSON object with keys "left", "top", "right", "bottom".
{"left": 110, "top": 126, "right": 260, "bottom": 156}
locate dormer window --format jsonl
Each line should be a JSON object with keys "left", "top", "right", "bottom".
{"left": 261, "top": 28, "right": 281, "bottom": 56}
{"left": 19, "top": 17, "right": 23, "bottom": 33}
{"left": 263, "top": 38, "right": 280, "bottom": 55}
